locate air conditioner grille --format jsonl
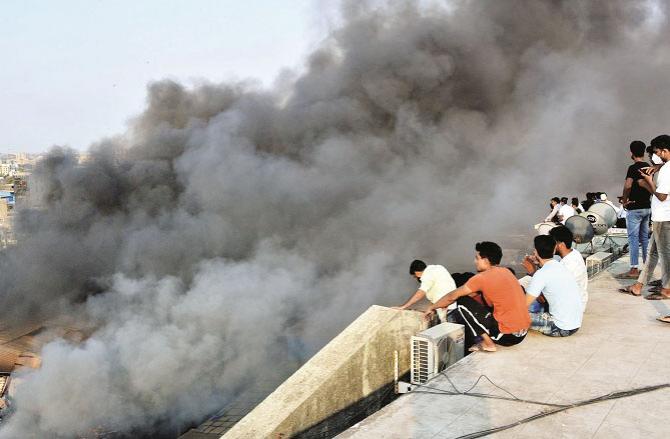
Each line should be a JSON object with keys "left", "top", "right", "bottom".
{"left": 410, "top": 323, "right": 465, "bottom": 386}
{"left": 411, "top": 338, "right": 430, "bottom": 384}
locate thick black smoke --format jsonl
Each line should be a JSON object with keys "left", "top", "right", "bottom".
{"left": 2, "top": 0, "right": 670, "bottom": 436}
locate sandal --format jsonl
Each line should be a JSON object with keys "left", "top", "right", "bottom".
{"left": 645, "top": 292, "right": 670, "bottom": 300}
{"left": 618, "top": 287, "right": 641, "bottom": 297}
{"left": 648, "top": 286, "right": 662, "bottom": 293}
{"left": 615, "top": 272, "right": 640, "bottom": 279}
{"left": 649, "top": 279, "right": 663, "bottom": 287}
{"left": 656, "top": 315, "right": 670, "bottom": 324}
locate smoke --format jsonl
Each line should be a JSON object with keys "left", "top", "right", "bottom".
{"left": 2, "top": 0, "right": 670, "bottom": 436}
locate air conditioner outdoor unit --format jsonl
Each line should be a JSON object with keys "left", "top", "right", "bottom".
{"left": 410, "top": 322, "right": 464, "bottom": 385}
{"left": 0, "top": 373, "right": 9, "bottom": 397}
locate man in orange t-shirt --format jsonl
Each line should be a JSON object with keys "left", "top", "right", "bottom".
{"left": 424, "top": 241, "right": 530, "bottom": 352}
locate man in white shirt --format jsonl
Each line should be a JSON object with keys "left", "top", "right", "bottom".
{"left": 394, "top": 259, "right": 456, "bottom": 322}
{"left": 525, "top": 235, "right": 583, "bottom": 337}
{"left": 545, "top": 197, "right": 561, "bottom": 223}
{"left": 640, "top": 134, "right": 670, "bottom": 303}
{"left": 549, "top": 226, "right": 588, "bottom": 311}
{"left": 557, "top": 197, "right": 576, "bottom": 224}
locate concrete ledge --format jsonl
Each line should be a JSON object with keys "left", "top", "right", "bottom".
{"left": 586, "top": 251, "right": 613, "bottom": 277}
{"left": 222, "top": 306, "right": 427, "bottom": 438}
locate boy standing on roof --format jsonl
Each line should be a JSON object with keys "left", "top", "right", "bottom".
{"left": 640, "top": 135, "right": 670, "bottom": 304}
{"left": 619, "top": 140, "right": 652, "bottom": 279}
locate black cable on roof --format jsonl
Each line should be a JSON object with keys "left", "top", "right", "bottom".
{"left": 409, "top": 371, "right": 670, "bottom": 439}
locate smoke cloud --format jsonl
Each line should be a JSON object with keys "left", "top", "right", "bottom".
{"left": 2, "top": 0, "right": 670, "bottom": 436}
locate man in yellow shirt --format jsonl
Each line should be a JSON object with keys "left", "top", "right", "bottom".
{"left": 394, "top": 259, "right": 456, "bottom": 322}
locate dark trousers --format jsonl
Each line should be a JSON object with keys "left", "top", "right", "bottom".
{"left": 455, "top": 296, "right": 527, "bottom": 348}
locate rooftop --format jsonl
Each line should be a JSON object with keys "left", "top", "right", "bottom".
{"left": 339, "top": 254, "right": 670, "bottom": 439}
{"left": 0, "top": 321, "right": 43, "bottom": 372}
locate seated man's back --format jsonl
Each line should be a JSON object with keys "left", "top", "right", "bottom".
{"left": 548, "top": 225, "right": 589, "bottom": 312}
{"left": 420, "top": 264, "right": 456, "bottom": 303}
{"left": 560, "top": 249, "right": 588, "bottom": 311}
{"left": 528, "top": 260, "right": 583, "bottom": 331}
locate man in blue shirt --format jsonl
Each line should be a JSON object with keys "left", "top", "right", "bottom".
{"left": 526, "top": 235, "right": 583, "bottom": 337}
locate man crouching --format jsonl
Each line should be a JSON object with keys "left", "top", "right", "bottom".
{"left": 423, "top": 242, "right": 530, "bottom": 352}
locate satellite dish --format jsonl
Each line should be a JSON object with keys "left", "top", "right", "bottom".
{"left": 566, "top": 214, "right": 595, "bottom": 243}
{"left": 580, "top": 211, "right": 608, "bottom": 235}
{"left": 535, "top": 222, "right": 557, "bottom": 235}
{"left": 587, "top": 202, "right": 617, "bottom": 228}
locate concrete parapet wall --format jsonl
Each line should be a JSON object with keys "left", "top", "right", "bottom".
{"left": 222, "top": 305, "right": 427, "bottom": 439}
{"left": 586, "top": 251, "right": 613, "bottom": 277}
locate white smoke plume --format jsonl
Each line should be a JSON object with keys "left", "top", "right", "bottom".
{"left": 2, "top": 0, "right": 670, "bottom": 436}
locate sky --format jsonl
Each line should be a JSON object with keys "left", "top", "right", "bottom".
{"left": 0, "top": 0, "right": 334, "bottom": 153}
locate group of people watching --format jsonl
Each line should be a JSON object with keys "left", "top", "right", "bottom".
{"left": 545, "top": 193, "right": 624, "bottom": 226}
{"left": 617, "top": 135, "right": 670, "bottom": 325}
{"left": 545, "top": 197, "right": 583, "bottom": 224}
{"left": 393, "top": 135, "right": 670, "bottom": 352}
{"left": 394, "top": 225, "right": 587, "bottom": 352}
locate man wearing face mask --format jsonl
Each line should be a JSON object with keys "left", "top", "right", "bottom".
{"left": 618, "top": 141, "right": 652, "bottom": 279}
{"left": 623, "top": 141, "right": 669, "bottom": 297}
{"left": 648, "top": 144, "right": 665, "bottom": 166}
{"left": 394, "top": 259, "right": 456, "bottom": 322}
{"left": 640, "top": 135, "right": 670, "bottom": 305}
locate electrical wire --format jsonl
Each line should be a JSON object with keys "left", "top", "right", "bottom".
{"left": 406, "top": 371, "right": 670, "bottom": 438}
{"left": 453, "top": 383, "right": 670, "bottom": 439}
{"left": 411, "top": 375, "right": 568, "bottom": 408}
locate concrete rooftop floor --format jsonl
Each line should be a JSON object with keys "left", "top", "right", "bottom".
{"left": 339, "top": 254, "right": 670, "bottom": 439}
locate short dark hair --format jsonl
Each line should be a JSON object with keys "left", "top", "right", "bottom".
{"left": 549, "top": 225, "right": 574, "bottom": 249}
{"left": 534, "top": 235, "right": 557, "bottom": 259}
{"left": 571, "top": 197, "right": 579, "bottom": 206}
{"left": 651, "top": 134, "right": 670, "bottom": 152}
{"left": 551, "top": 197, "right": 560, "bottom": 203}
{"left": 560, "top": 197, "right": 568, "bottom": 204}
{"left": 409, "top": 259, "right": 427, "bottom": 275}
{"left": 475, "top": 241, "right": 502, "bottom": 265}
{"left": 630, "top": 140, "right": 646, "bottom": 157}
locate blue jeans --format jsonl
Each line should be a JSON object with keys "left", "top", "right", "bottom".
{"left": 627, "top": 208, "right": 651, "bottom": 268}
{"left": 530, "top": 312, "right": 579, "bottom": 337}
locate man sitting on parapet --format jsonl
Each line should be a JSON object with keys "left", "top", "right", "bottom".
{"left": 422, "top": 242, "right": 530, "bottom": 352}
{"left": 393, "top": 259, "right": 456, "bottom": 322}
{"left": 525, "top": 235, "right": 583, "bottom": 337}
{"left": 558, "top": 197, "right": 575, "bottom": 224}
{"left": 545, "top": 197, "right": 561, "bottom": 223}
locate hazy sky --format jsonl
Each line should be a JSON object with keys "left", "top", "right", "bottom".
{"left": 1, "top": 0, "right": 333, "bottom": 153}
